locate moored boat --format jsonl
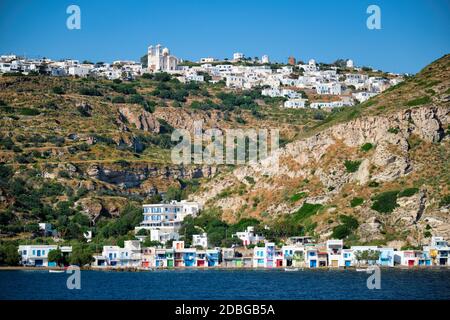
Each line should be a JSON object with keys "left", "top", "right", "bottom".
{"left": 284, "top": 268, "right": 299, "bottom": 272}
{"left": 49, "top": 269, "right": 65, "bottom": 273}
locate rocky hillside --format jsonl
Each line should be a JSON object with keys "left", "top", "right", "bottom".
{"left": 0, "top": 54, "right": 448, "bottom": 248}
{"left": 192, "top": 55, "right": 450, "bottom": 248}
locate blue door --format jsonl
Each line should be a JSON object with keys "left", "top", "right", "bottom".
{"left": 310, "top": 260, "right": 317, "bottom": 268}
{"left": 35, "top": 259, "right": 43, "bottom": 266}
{"left": 345, "top": 260, "right": 351, "bottom": 267}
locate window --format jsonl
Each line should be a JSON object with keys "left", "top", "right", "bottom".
{"left": 32, "top": 250, "right": 35, "bottom": 255}
{"left": 23, "top": 250, "right": 27, "bottom": 255}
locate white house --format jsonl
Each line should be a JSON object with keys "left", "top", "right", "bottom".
{"left": 284, "top": 98, "right": 307, "bottom": 108}
{"left": 199, "top": 57, "right": 217, "bottom": 63}
{"left": 233, "top": 52, "right": 244, "bottom": 61}
{"left": 326, "top": 239, "right": 344, "bottom": 267}
{"left": 261, "top": 55, "right": 270, "bottom": 64}
{"left": 18, "top": 245, "right": 72, "bottom": 267}
{"left": 352, "top": 91, "right": 377, "bottom": 103}
{"left": 135, "top": 200, "right": 201, "bottom": 244}
{"left": 316, "top": 82, "right": 342, "bottom": 95}
{"left": 232, "top": 226, "right": 265, "bottom": 246}
{"left": 101, "top": 240, "right": 142, "bottom": 267}
{"left": 423, "top": 236, "right": 450, "bottom": 266}
{"left": 252, "top": 242, "right": 275, "bottom": 268}
{"left": 192, "top": 233, "right": 208, "bottom": 249}
{"left": 68, "top": 64, "right": 93, "bottom": 77}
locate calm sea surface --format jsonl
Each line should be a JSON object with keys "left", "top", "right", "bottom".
{"left": 1, "top": 269, "right": 450, "bottom": 300}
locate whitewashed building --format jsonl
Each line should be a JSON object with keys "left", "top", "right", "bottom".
{"left": 135, "top": 200, "right": 201, "bottom": 244}
{"left": 192, "top": 233, "right": 208, "bottom": 249}
{"left": 147, "top": 44, "right": 178, "bottom": 72}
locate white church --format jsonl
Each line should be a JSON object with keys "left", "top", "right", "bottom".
{"left": 147, "top": 44, "right": 178, "bottom": 72}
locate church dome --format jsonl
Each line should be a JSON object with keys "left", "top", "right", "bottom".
{"left": 162, "top": 47, "right": 170, "bottom": 55}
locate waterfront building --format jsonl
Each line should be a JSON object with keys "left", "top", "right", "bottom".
{"left": 378, "top": 248, "right": 395, "bottom": 267}
{"left": 206, "top": 249, "right": 220, "bottom": 266}
{"left": 341, "top": 249, "right": 354, "bottom": 267}
{"left": 135, "top": 200, "right": 201, "bottom": 244}
{"left": 423, "top": 236, "right": 450, "bottom": 266}
{"left": 394, "top": 249, "right": 432, "bottom": 267}
{"left": 221, "top": 248, "right": 235, "bottom": 267}
{"left": 305, "top": 246, "right": 319, "bottom": 268}
{"left": 327, "top": 239, "right": 344, "bottom": 267}
{"left": 101, "top": 240, "right": 142, "bottom": 267}
{"left": 18, "top": 245, "right": 72, "bottom": 267}
{"left": 252, "top": 243, "right": 275, "bottom": 268}
{"left": 261, "top": 55, "right": 270, "bottom": 64}
{"left": 196, "top": 250, "right": 207, "bottom": 267}
{"left": 141, "top": 247, "right": 157, "bottom": 268}
{"left": 282, "top": 245, "right": 306, "bottom": 267}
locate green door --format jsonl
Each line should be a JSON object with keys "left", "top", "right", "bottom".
{"left": 167, "top": 260, "right": 174, "bottom": 267}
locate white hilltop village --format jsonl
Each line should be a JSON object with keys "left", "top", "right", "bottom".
{"left": 1, "top": 43, "right": 404, "bottom": 111}
{"left": 7, "top": 44, "right": 447, "bottom": 271}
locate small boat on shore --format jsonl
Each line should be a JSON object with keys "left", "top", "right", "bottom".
{"left": 356, "top": 268, "right": 366, "bottom": 272}
{"left": 49, "top": 269, "right": 65, "bottom": 273}
{"left": 284, "top": 268, "right": 299, "bottom": 272}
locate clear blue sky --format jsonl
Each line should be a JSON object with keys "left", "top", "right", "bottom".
{"left": 0, "top": 0, "right": 449, "bottom": 74}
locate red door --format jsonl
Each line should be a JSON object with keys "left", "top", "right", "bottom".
{"left": 408, "top": 260, "right": 415, "bottom": 267}
{"left": 197, "top": 260, "right": 205, "bottom": 267}
{"left": 276, "top": 260, "right": 282, "bottom": 267}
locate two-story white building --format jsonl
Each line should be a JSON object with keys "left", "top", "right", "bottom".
{"left": 135, "top": 200, "right": 201, "bottom": 244}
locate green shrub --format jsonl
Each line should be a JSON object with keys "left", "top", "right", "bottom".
{"left": 331, "top": 225, "right": 351, "bottom": 239}
{"left": 360, "top": 143, "right": 373, "bottom": 152}
{"left": 339, "top": 215, "right": 359, "bottom": 230}
{"left": 368, "top": 181, "right": 380, "bottom": 188}
{"left": 371, "top": 191, "right": 399, "bottom": 213}
{"left": 52, "top": 86, "right": 65, "bottom": 94}
{"left": 292, "top": 203, "right": 323, "bottom": 222}
{"left": 244, "top": 176, "right": 255, "bottom": 184}
{"left": 290, "top": 192, "right": 308, "bottom": 202}
{"left": 112, "top": 96, "right": 125, "bottom": 103}
{"left": 111, "top": 83, "right": 137, "bottom": 95}
{"left": 344, "top": 160, "right": 362, "bottom": 173}
{"left": 387, "top": 127, "right": 399, "bottom": 134}
{"left": 79, "top": 87, "right": 102, "bottom": 96}
{"left": 398, "top": 187, "right": 419, "bottom": 198}
{"left": 439, "top": 195, "right": 450, "bottom": 207}
{"left": 350, "top": 197, "right": 364, "bottom": 207}
{"left": 18, "top": 108, "right": 40, "bottom": 116}
{"left": 406, "top": 96, "right": 431, "bottom": 106}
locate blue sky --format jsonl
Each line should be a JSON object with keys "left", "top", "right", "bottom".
{"left": 0, "top": 0, "right": 449, "bottom": 74}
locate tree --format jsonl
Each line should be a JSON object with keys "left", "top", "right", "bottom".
{"left": 69, "top": 245, "right": 94, "bottom": 267}
{"left": 48, "top": 248, "right": 64, "bottom": 266}
{"left": 164, "top": 186, "right": 183, "bottom": 201}
{"left": 0, "top": 243, "right": 20, "bottom": 266}
{"left": 143, "top": 238, "right": 162, "bottom": 247}
{"left": 221, "top": 237, "right": 243, "bottom": 248}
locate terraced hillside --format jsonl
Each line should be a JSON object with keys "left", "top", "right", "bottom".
{"left": 0, "top": 54, "right": 448, "bottom": 249}
{"left": 192, "top": 54, "right": 450, "bottom": 248}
